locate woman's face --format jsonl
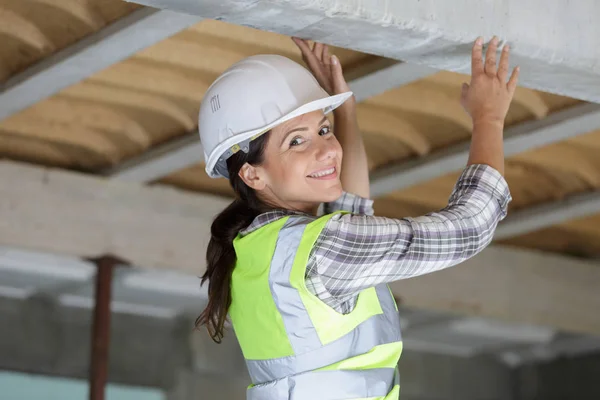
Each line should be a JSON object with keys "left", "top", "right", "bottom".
{"left": 239, "top": 110, "right": 343, "bottom": 213}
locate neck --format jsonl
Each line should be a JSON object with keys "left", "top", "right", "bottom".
{"left": 259, "top": 189, "right": 320, "bottom": 216}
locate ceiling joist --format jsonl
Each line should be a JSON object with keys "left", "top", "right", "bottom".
{"left": 0, "top": 7, "right": 203, "bottom": 121}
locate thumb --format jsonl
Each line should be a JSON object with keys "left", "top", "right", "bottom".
{"left": 330, "top": 55, "right": 348, "bottom": 92}
{"left": 461, "top": 82, "right": 469, "bottom": 97}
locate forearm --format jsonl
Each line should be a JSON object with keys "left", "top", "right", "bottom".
{"left": 467, "top": 119, "right": 505, "bottom": 175}
{"left": 316, "top": 165, "right": 511, "bottom": 300}
{"left": 334, "top": 98, "right": 371, "bottom": 198}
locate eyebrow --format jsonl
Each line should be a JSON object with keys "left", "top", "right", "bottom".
{"left": 279, "top": 116, "right": 329, "bottom": 147}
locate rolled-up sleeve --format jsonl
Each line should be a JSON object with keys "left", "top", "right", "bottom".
{"left": 322, "top": 191, "right": 375, "bottom": 216}
{"left": 308, "top": 164, "right": 511, "bottom": 301}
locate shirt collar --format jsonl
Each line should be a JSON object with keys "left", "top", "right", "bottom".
{"left": 239, "top": 209, "right": 309, "bottom": 236}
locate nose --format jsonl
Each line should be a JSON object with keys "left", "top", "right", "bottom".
{"left": 315, "top": 136, "right": 337, "bottom": 162}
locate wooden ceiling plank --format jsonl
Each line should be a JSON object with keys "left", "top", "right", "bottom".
{"left": 23, "top": 97, "right": 152, "bottom": 151}
{"left": 134, "top": 37, "right": 249, "bottom": 73}
{"left": 1, "top": 117, "right": 120, "bottom": 163}
{"left": 512, "top": 87, "right": 552, "bottom": 119}
{"left": 0, "top": 9, "right": 55, "bottom": 52}
{"left": 0, "top": 7, "right": 202, "bottom": 121}
{"left": 61, "top": 82, "right": 195, "bottom": 131}
{"left": 356, "top": 104, "right": 431, "bottom": 156}
{"left": 366, "top": 83, "right": 473, "bottom": 133}
{"left": 88, "top": 59, "right": 210, "bottom": 102}
{"left": 510, "top": 143, "right": 600, "bottom": 187}
{"left": 0, "top": 134, "right": 73, "bottom": 168}
{"left": 32, "top": 0, "right": 105, "bottom": 29}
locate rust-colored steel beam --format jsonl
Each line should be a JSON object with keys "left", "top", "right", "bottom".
{"left": 88, "top": 255, "right": 128, "bottom": 400}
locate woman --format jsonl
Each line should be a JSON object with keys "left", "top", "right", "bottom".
{"left": 197, "top": 36, "right": 518, "bottom": 400}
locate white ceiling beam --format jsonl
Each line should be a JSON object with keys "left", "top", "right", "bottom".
{"left": 370, "top": 103, "right": 600, "bottom": 197}
{"left": 2, "top": 160, "right": 600, "bottom": 334}
{"left": 348, "top": 61, "right": 438, "bottom": 103}
{"left": 106, "top": 132, "right": 203, "bottom": 182}
{"left": 494, "top": 190, "right": 600, "bottom": 239}
{"left": 128, "top": 0, "right": 600, "bottom": 103}
{"left": 390, "top": 245, "right": 600, "bottom": 336}
{"left": 0, "top": 160, "right": 229, "bottom": 275}
{"left": 0, "top": 7, "right": 202, "bottom": 121}
{"left": 106, "top": 60, "right": 438, "bottom": 182}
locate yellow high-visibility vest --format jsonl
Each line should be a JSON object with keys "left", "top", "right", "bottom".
{"left": 230, "top": 213, "right": 403, "bottom": 399}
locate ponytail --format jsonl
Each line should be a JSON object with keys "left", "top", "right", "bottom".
{"left": 196, "top": 200, "right": 258, "bottom": 342}
{"left": 196, "top": 131, "right": 271, "bottom": 342}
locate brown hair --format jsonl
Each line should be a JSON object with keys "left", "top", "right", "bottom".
{"left": 195, "top": 131, "right": 272, "bottom": 343}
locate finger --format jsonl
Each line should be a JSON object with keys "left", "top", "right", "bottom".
{"left": 497, "top": 43, "right": 510, "bottom": 82}
{"left": 292, "top": 37, "right": 312, "bottom": 60}
{"left": 507, "top": 66, "right": 520, "bottom": 94}
{"left": 314, "top": 42, "right": 324, "bottom": 62}
{"left": 484, "top": 36, "right": 499, "bottom": 76}
{"left": 320, "top": 44, "right": 328, "bottom": 62}
{"left": 330, "top": 55, "right": 345, "bottom": 88}
{"left": 461, "top": 82, "right": 469, "bottom": 98}
{"left": 323, "top": 45, "right": 331, "bottom": 65}
{"left": 471, "top": 37, "right": 484, "bottom": 76}
{"left": 293, "top": 37, "right": 323, "bottom": 74}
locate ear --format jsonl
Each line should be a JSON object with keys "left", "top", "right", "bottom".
{"left": 238, "top": 162, "right": 267, "bottom": 191}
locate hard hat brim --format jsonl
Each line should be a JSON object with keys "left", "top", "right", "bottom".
{"left": 205, "top": 91, "right": 353, "bottom": 179}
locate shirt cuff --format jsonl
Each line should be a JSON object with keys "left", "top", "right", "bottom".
{"left": 449, "top": 164, "right": 512, "bottom": 217}
{"left": 323, "top": 191, "right": 375, "bottom": 216}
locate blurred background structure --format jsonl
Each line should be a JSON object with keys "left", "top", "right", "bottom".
{"left": 1, "top": 1, "right": 600, "bottom": 399}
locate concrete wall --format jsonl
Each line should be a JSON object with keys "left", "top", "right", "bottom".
{"left": 0, "top": 295, "right": 191, "bottom": 388}
{"left": 1, "top": 294, "right": 599, "bottom": 400}
{"left": 514, "top": 352, "right": 600, "bottom": 400}
{"left": 0, "top": 295, "right": 514, "bottom": 400}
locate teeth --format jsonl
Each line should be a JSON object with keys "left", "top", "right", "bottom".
{"left": 310, "top": 168, "right": 335, "bottom": 178}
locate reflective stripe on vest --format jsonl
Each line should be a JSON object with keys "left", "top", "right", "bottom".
{"left": 231, "top": 214, "right": 403, "bottom": 400}
{"left": 247, "top": 368, "right": 399, "bottom": 400}
{"left": 246, "top": 284, "right": 401, "bottom": 383}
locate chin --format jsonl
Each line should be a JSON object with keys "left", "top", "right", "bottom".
{"left": 320, "top": 184, "right": 344, "bottom": 203}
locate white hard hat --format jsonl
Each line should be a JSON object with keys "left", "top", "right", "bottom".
{"left": 198, "top": 54, "right": 353, "bottom": 178}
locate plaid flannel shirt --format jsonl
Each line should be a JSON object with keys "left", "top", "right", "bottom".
{"left": 239, "top": 164, "right": 511, "bottom": 314}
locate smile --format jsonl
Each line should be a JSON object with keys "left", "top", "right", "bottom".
{"left": 308, "top": 167, "right": 337, "bottom": 179}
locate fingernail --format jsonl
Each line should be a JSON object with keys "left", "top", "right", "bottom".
{"left": 476, "top": 37, "right": 483, "bottom": 45}
{"left": 332, "top": 55, "right": 338, "bottom": 65}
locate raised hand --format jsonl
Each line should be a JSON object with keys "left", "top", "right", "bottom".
{"left": 291, "top": 37, "right": 351, "bottom": 96}
{"left": 461, "top": 36, "right": 520, "bottom": 126}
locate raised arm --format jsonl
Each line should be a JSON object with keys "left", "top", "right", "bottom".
{"left": 305, "top": 37, "right": 519, "bottom": 306}
{"left": 463, "top": 36, "right": 520, "bottom": 175}
{"left": 292, "top": 38, "right": 370, "bottom": 198}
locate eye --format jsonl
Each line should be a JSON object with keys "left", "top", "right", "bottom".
{"left": 289, "top": 136, "right": 306, "bottom": 147}
{"left": 319, "top": 126, "right": 332, "bottom": 136}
